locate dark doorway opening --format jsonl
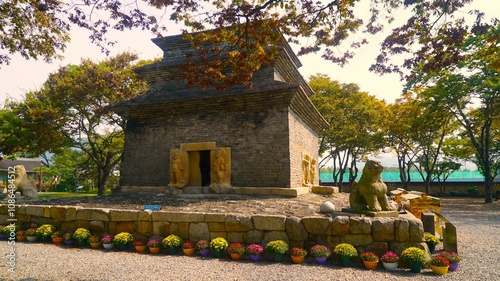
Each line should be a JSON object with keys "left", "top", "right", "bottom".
{"left": 199, "top": 150, "right": 211, "bottom": 186}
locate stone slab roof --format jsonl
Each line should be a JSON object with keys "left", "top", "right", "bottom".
{"left": 111, "top": 29, "right": 329, "bottom": 133}
{"left": 0, "top": 158, "right": 44, "bottom": 173}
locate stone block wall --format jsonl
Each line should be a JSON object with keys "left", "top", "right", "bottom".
{"left": 120, "top": 97, "right": 293, "bottom": 188}
{"left": 288, "top": 110, "right": 320, "bottom": 188}
{"left": 1, "top": 204, "right": 425, "bottom": 256}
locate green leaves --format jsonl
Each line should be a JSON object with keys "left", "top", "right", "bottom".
{"left": 0, "top": 0, "right": 70, "bottom": 65}
{"left": 1, "top": 0, "right": 492, "bottom": 91}
{"left": 0, "top": 52, "right": 149, "bottom": 195}
{"left": 309, "top": 74, "right": 388, "bottom": 187}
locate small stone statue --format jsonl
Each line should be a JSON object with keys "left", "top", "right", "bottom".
{"left": 349, "top": 160, "right": 395, "bottom": 212}
{"left": 167, "top": 149, "right": 188, "bottom": 189}
{"left": 14, "top": 165, "right": 38, "bottom": 199}
{"left": 209, "top": 148, "right": 231, "bottom": 193}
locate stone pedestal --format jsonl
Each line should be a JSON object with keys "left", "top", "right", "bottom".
{"left": 341, "top": 208, "right": 399, "bottom": 218}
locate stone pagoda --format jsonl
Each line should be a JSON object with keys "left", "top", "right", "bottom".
{"left": 112, "top": 31, "right": 328, "bottom": 196}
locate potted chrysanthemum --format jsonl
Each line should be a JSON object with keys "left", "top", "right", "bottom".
{"left": 51, "top": 231, "right": 63, "bottom": 244}
{"left": 290, "top": 247, "right": 307, "bottom": 264}
{"left": 73, "top": 228, "right": 91, "bottom": 247}
{"left": 88, "top": 234, "right": 101, "bottom": 249}
{"left": 36, "top": 224, "right": 56, "bottom": 242}
{"left": 438, "top": 251, "right": 460, "bottom": 272}
{"left": 25, "top": 228, "right": 38, "bottom": 242}
{"left": 181, "top": 241, "right": 196, "bottom": 256}
{"left": 101, "top": 234, "right": 114, "bottom": 249}
{"left": 380, "top": 251, "right": 399, "bottom": 271}
{"left": 401, "top": 247, "right": 427, "bottom": 273}
{"left": 63, "top": 232, "right": 74, "bottom": 246}
{"left": 162, "top": 234, "right": 183, "bottom": 255}
{"left": 360, "top": 251, "right": 379, "bottom": 270}
{"left": 309, "top": 244, "right": 331, "bottom": 265}
{"left": 113, "top": 232, "right": 134, "bottom": 250}
{"left": 16, "top": 229, "right": 27, "bottom": 242}
{"left": 132, "top": 237, "right": 148, "bottom": 253}
{"left": 429, "top": 255, "right": 450, "bottom": 275}
{"left": 333, "top": 243, "right": 358, "bottom": 267}
{"left": 424, "top": 233, "right": 440, "bottom": 253}
{"left": 196, "top": 240, "right": 210, "bottom": 257}
{"left": 227, "top": 242, "right": 245, "bottom": 260}
{"left": 147, "top": 237, "right": 162, "bottom": 254}
{"left": 265, "top": 240, "right": 289, "bottom": 262}
{"left": 210, "top": 237, "right": 228, "bottom": 258}
{"left": 245, "top": 244, "right": 264, "bottom": 262}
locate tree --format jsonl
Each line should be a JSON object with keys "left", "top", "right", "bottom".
{"left": 0, "top": 52, "right": 149, "bottom": 195}
{"left": 409, "top": 23, "right": 500, "bottom": 203}
{"left": 309, "top": 74, "right": 388, "bottom": 190}
{"left": 386, "top": 91, "right": 457, "bottom": 194}
{"left": 432, "top": 159, "right": 462, "bottom": 194}
{"left": 386, "top": 94, "right": 419, "bottom": 189}
{"left": 1, "top": 1, "right": 493, "bottom": 89}
{"left": 43, "top": 148, "right": 85, "bottom": 192}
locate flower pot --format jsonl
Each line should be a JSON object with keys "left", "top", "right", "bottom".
{"left": 430, "top": 265, "right": 449, "bottom": 275}
{"left": 26, "top": 236, "right": 37, "bottom": 242}
{"left": 199, "top": 249, "right": 210, "bottom": 257}
{"left": 363, "top": 260, "right": 378, "bottom": 270}
{"left": 315, "top": 257, "right": 328, "bottom": 265}
{"left": 182, "top": 248, "right": 195, "bottom": 256}
{"left": 41, "top": 236, "right": 51, "bottom": 243}
{"left": 382, "top": 262, "right": 398, "bottom": 271}
{"left": 117, "top": 244, "right": 129, "bottom": 251}
{"left": 0, "top": 234, "right": 7, "bottom": 240}
{"left": 77, "top": 241, "right": 88, "bottom": 248}
{"left": 52, "top": 237, "right": 63, "bottom": 244}
{"left": 428, "top": 244, "right": 436, "bottom": 253}
{"left": 409, "top": 263, "right": 422, "bottom": 273}
{"left": 291, "top": 255, "right": 305, "bottom": 264}
{"left": 449, "top": 263, "right": 459, "bottom": 272}
{"left": 213, "top": 249, "right": 224, "bottom": 258}
{"left": 230, "top": 253, "right": 242, "bottom": 260}
{"left": 90, "top": 242, "right": 101, "bottom": 249}
{"left": 274, "top": 254, "right": 285, "bottom": 262}
{"left": 16, "top": 235, "right": 27, "bottom": 242}
{"left": 135, "top": 245, "right": 147, "bottom": 253}
{"left": 167, "top": 247, "right": 179, "bottom": 255}
{"left": 149, "top": 247, "right": 161, "bottom": 254}
{"left": 249, "top": 255, "right": 261, "bottom": 262}
{"left": 339, "top": 257, "right": 351, "bottom": 267}
{"left": 103, "top": 243, "right": 114, "bottom": 250}
{"left": 64, "top": 239, "right": 74, "bottom": 246}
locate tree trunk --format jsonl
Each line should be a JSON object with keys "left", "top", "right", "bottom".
{"left": 484, "top": 173, "right": 494, "bottom": 203}
{"left": 424, "top": 179, "right": 430, "bottom": 195}
{"left": 97, "top": 168, "right": 110, "bottom": 196}
{"left": 97, "top": 152, "right": 114, "bottom": 196}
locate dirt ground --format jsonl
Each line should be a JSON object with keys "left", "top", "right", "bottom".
{"left": 26, "top": 191, "right": 351, "bottom": 217}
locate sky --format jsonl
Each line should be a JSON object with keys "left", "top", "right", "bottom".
{"left": 1, "top": 0, "right": 496, "bottom": 107}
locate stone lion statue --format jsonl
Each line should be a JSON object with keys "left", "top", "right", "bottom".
{"left": 14, "top": 165, "right": 38, "bottom": 199}
{"left": 349, "top": 160, "right": 394, "bottom": 212}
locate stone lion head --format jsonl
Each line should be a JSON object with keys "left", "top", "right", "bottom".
{"left": 362, "top": 160, "right": 384, "bottom": 176}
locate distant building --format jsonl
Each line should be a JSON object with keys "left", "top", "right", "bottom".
{"left": 0, "top": 158, "right": 45, "bottom": 189}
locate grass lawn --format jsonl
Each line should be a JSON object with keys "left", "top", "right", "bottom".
{"left": 37, "top": 192, "right": 100, "bottom": 199}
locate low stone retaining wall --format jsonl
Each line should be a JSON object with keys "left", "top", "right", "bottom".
{"left": 0, "top": 204, "right": 425, "bottom": 256}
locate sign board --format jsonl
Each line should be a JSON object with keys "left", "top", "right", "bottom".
{"left": 143, "top": 205, "right": 161, "bottom": 211}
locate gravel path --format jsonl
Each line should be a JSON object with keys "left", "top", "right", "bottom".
{"left": 0, "top": 198, "right": 498, "bottom": 281}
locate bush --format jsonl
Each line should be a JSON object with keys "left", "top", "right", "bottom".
{"left": 401, "top": 247, "right": 427, "bottom": 265}
{"left": 333, "top": 243, "right": 357, "bottom": 259}
{"left": 265, "top": 240, "right": 288, "bottom": 255}
{"left": 309, "top": 244, "right": 331, "bottom": 258}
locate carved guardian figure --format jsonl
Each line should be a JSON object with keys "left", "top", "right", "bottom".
{"left": 349, "top": 160, "right": 394, "bottom": 212}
